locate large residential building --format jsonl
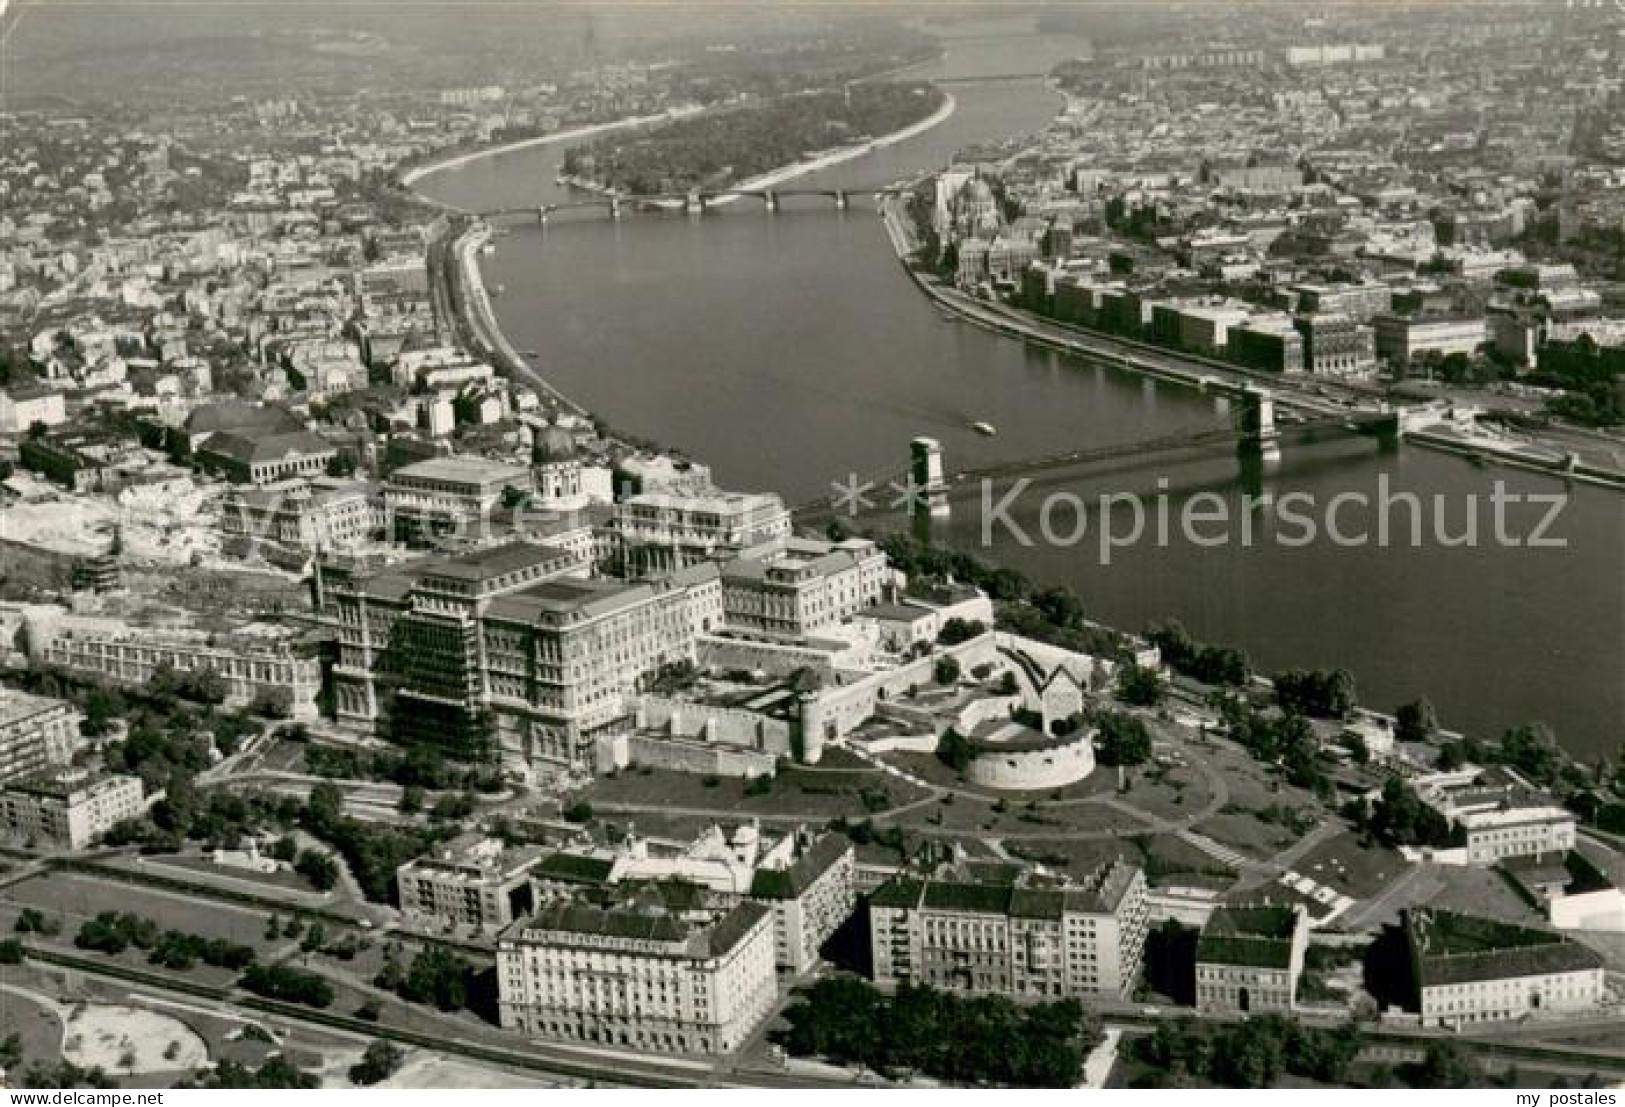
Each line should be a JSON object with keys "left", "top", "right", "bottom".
{"left": 514, "top": 825, "right": 856, "bottom": 973}
{"left": 314, "top": 543, "right": 721, "bottom": 768}
{"left": 24, "top": 611, "right": 321, "bottom": 717}
{"left": 0, "top": 770, "right": 144, "bottom": 849}
{"left": 496, "top": 891, "right": 778, "bottom": 1055}
{"left": 615, "top": 490, "right": 791, "bottom": 578}
{"left": 1293, "top": 282, "right": 1394, "bottom": 322}
{"left": 748, "top": 832, "right": 858, "bottom": 973}
{"left": 1228, "top": 315, "right": 1305, "bottom": 374}
{"left": 1294, "top": 313, "right": 1377, "bottom": 376}
{"left": 1195, "top": 903, "right": 1310, "bottom": 1014}
{"left": 869, "top": 860, "right": 1150, "bottom": 1000}
{"left": 0, "top": 689, "right": 80, "bottom": 784}
{"left": 382, "top": 455, "right": 533, "bottom": 544}
{"left": 1404, "top": 908, "right": 1606, "bottom": 1027}
{"left": 719, "top": 537, "right": 891, "bottom": 639}
{"left": 397, "top": 834, "right": 544, "bottom": 934}
{"left": 1372, "top": 313, "right": 1489, "bottom": 365}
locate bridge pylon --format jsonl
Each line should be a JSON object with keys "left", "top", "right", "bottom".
{"left": 910, "top": 437, "right": 951, "bottom": 518}
{"left": 763, "top": 191, "right": 779, "bottom": 213}
{"left": 684, "top": 191, "right": 705, "bottom": 216}
{"left": 1236, "top": 386, "right": 1280, "bottom": 464}
{"left": 834, "top": 190, "right": 849, "bottom": 211}
{"left": 609, "top": 195, "right": 622, "bottom": 220}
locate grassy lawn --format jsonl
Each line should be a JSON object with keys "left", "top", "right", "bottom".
{"left": 906, "top": 791, "right": 1146, "bottom": 839}
{"left": 142, "top": 853, "right": 317, "bottom": 894}
{"left": 1423, "top": 866, "right": 1547, "bottom": 925}
{"left": 1292, "top": 833, "right": 1408, "bottom": 899}
{"left": 1197, "top": 809, "right": 1299, "bottom": 858}
{"left": 584, "top": 764, "right": 929, "bottom": 819}
{"left": 2, "top": 872, "right": 275, "bottom": 947}
{"left": 0, "top": 983, "right": 64, "bottom": 1076}
{"left": 1116, "top": 762, "right": 1212, "bottom": 823}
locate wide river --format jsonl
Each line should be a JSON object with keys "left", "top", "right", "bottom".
{"left": 416, "top": 24, "right": 1622, "bottom": 761}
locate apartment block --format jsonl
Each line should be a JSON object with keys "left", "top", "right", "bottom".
{"left": 0, "top": 770, "right": 144, "bottom": 849}
{"left": 0, "top": 689, "right": 80, "bottom": 784}
{"left": 869, "top": 860, "right": 1149, "bottom": 1000}
{"left": 496, "top": 893, "right": 778, "bottom": 1055}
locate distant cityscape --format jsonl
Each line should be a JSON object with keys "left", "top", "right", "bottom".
{"left": 0, "top": 0, "right": 1621, "bottom": 1095}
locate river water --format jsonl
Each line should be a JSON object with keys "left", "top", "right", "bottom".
{"left": 415, "top": 24, "right": 1622, "bottom": 761}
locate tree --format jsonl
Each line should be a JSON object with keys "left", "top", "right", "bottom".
{"left": 1499, "top": 722, "right": 1561, "bottom": 786}
{"left": 1115, "top": 662, "right": 1165, "bottom": 707}
{"left": 1411, "top": 1041, "right": 1481, "bottom": 1088}
{"left": 1273, "top": 668, "right": 1357, "bottom": 720}
{"left": 396, "top": 946, "right": 472, "bottom": 1011}
{"left": 349, "top": 1041, "right": 403, "bottom": 1086}
{"left": 1095, "top": 711, "right": 1152, "bottom": 767}
{"left": 937, "top": 618, "right": 985, "bottom": 646}
{"left": 398, "top": 784, "right": 424, "bottom": 815}
{"left": 238, "top": 964, "right": 334, "bottom": 1008}
{"left": 1033, "top": 585, "right": 1084, "bottom": 630}
{"left": 935, "top": 728, "right": 975, "bottom": 773}
{"left": 1394, "top": 698, "right": 1438, "bottom": 744}
{"left": 249, "top": 687, "right": 293, "bottom": 720}
{"left": 933, "top": 655, "right": 961, "bottom": 686}
{"left": 306, "top": 781, "right": 344, "bottom": 830}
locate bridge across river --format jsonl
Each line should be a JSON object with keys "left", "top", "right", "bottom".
{"left": 791, "top": 404, "right": 1401, "bottom": 520}
{"left": 477, "top": 182, "right": 910, "bottom": 223}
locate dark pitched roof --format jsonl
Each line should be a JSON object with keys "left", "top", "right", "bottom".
{"left": 200, "top": 429, "right": 333, "bottom": 465}
{"left": 1009, "top": 887, "right": 1067, "bottom": 920}
{"left": 749, "top": 834, "right": 852, "bottom": 900}
{"left": 535, "top": 852, "right": 614, "bottom": 885}
{"left": 527, "top": 902, "right": 688, "bottom": 944}
{"left": 1404, "top": 908, "right": 1604, "bottom": 988}
{"left": 707, "top": 901, "right": 772, "bottom": 957}
{"left": 1197, "top": 904, "right": 1303, "bottom": 969}
{"left": 922, "top": 880, "right": 1012, "bottom": 915}
{"left": 869, "top": 876, "right": 925, "bottom": 910}
{"left": 185, "top": 400, "right": 303, "bottom": 436}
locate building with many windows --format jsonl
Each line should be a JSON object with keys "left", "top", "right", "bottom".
{"left": 1414, "top": 766, "right": 1578, "bottom": 865}
{"left": 23, "top": 611, "right": 321, "bottom": 717}
{"left": 615, "top": 490, "right": 791, "bottom": 578}
{"left": 1194, "top": 903, "right": 1309, "bottom": 1014}
{"left": 1294, "top": 312, "right": 1377, "bottom": 376}
{"left": 747, "top": 831, "right": 858, "bottom": 974}
{"left": 1405, "top": 908, "right": 1606, "bottom": 1027}
{"left": 397, "top": 834, "right": 544, "bottom": 934}
{"left": 0, "top": 689, "right": 80, "bottom": 784}
{"left": 220, "top": 477, "right": 380, "bottom": 554}
{"left": 314, "top": 543, "right": 721, "bottom": 768}
{"left": 195, "top": 430, "right": 337, "bottom": 485}
{"left": 1372, "top": 313, "right": 1489, "bottom": 365}
{"left": 869, "top": 860, "right": 1149, "bottom": 1000}
{"left": 496, "top": 890, "right": 778, "bottom": 1055}
{"left": 0, "top": 769, "right": 144, "bottom": 849}
{"left": 382, "top": 456, "right": 533, "bottom": 544}
{"left": 510, "top": 825, "right": 856, "bottom": 974}
{"left": 719, "top": 537, "right": 891, "bottom": 639}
